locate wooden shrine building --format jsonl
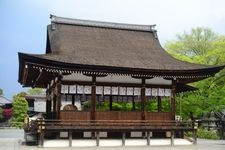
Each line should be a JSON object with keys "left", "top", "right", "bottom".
{"left": 18, "top": 15, "right": 224, "bottom": 146}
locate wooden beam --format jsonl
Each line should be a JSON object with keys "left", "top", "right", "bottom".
{"left": 62, "top": 80, "right": 172, "bottom": 89}
{"left": 32, "top": 69, "right": 43, "bottom": 88}
{"left": 22, "top": 66, "right": 28, "bottom": 85}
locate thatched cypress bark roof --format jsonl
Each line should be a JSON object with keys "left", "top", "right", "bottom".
{"left": 18, "top": 15, "right": 224, "bottom": 87}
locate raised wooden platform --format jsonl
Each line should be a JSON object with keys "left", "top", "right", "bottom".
{"left": 32, "top": 119, "right": 197, "bottom": 147}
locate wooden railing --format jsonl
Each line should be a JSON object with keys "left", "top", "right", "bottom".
{"left": 35, "top": 119, "right": 194, "bottom": 131}
{"left": 60, "top": 111, "right": 172, "bottom": 121}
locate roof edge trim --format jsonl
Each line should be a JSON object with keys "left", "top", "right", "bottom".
{"left": 50, "top": 14, "right": 156, "bottom": 32}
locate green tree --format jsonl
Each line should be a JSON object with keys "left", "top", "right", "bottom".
{"left": 11, "top": 94, "right": 28, "bottom": 128}
{"left": 27, "top": 88, "right": 44, "bottom": 95}
{"left": 0, "top": 88, "right": 3, "bottom": 95}
{"left": 164, "top": 27, "right": 225, "bottom": 119}
{"left": 165, "top": 27, "right": 218, "bottom": 64}
{"left": 0, "top": 107, "right": 3, "bottom": 120}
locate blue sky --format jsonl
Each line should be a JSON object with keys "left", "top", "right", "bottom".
{"left": 1, "top": 0, "right": 225, "bottom": 99}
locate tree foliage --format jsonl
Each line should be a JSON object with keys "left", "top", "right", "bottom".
{"left": 0, "top": 88, "right": 3, "bottom": 96}
{"left": 164, "top": 27, "right": 225, "bottom": 63}
{"left": 0, "top": 107, "right": 3, "bottom": 120}
{"left": 164, "top": 27, "right": 225, "bottom": 119}
{"left": 27, "top": 88, "right": 44, "bottom": 95}
{"left": 11, "top": 94, "right": 28, "bottom": 128}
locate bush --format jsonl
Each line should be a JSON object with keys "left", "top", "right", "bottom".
{"left": 96, "top": 102, "right": 109, "bottom": 111}
{"left": 185, "top": 128, "right": 220, "bottom": 140}
{"left": 112, "top": 103, "right": 122, "bottom": 110}
{"left": 0, "top": 107, "right": 3, "bottom": 120}
{"left": 11, "top": 95, "right": 28, "bottom": 128}
{"left": 197, "top": 128, "right": 220, "bottom": 140}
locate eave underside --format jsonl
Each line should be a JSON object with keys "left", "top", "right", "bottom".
{"left": 18, "top": 53, "right": 224, "bottom": 90}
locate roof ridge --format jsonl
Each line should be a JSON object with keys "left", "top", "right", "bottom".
{"left": 50, "top": 15, "right": 156, "bottom": 32}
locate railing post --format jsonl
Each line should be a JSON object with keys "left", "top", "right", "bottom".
{"left": 122, "top": 132, "right": 126, "bottom": 146}
{"left": 38, "top": 118, "right": 45, "bottom": 147}
{"left": 193, "top": 120, "right": 198, "bottom": 145}
{"left": 147, "top": 131, "right": 151, "bottom": 145}
{"left": 193, "top": 129, "right": 197, "bottom": 145}
{"left": 170, "top": 130, "right": 174, "bottom": 145}
{"left": 69, "top": 131, "right": 72, "bottom": 147}
{"left": 96, "top": 131, "right": 100, "bottom": 146}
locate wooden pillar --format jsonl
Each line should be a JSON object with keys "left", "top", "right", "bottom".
{"left": 222, "top": 124, "right": 225, "bottom": 140}
{"left": 46, "top": 92, "right": 52, "bottom": 119}
{"left": 193, "top": 129, "right": 197, "bottom": 145}
{"left": 141, "top": 78, "right": 146, "bottom": 120}
{"left": 46, "top": 101, "right": 52, "bottom": 119}
{"left": 96, "top": 131, "right": 100, "bottom": 146}
{"left": 91, "top": 76, "right": 96, "bottom": 139}
{"left": 72, "top": 95, "right": 75, "bottom": 105}
{"left": 171, "top": 130, "right": 174, "bottom": 145}
{"left": 147, "top": 131, "right": 151, "bottom": 145}
{"left": 141, "top": 78, "right": 146, "bottom": 138}
{"left": 52, "top": 95, "right": 57, "bottom": 119}
{"left": 91, "top": 76, "right": 96, "bottom": 120}
{"left": 56, "top": 80, "right": 62, "bottom": 119}
{"left": 39, "top": 117, "right": 45, "bottom": 147}
{"left": 122, "top": 132, "right": 126, "bottom": 146}
{"left": 39, "top": 130, "right": 44, "bottom": 147}
{"left": 193, "top": 120, "right": 197, "bottom": 145}
{"left": 109, "top": 95, "right": 113, "bottom": 111}
{"left": 157, "top": 96, "right": 162, "bottom": 112}
{"left": 132, "top": 96, "right": 135, "bottom": 111}
{"left": 171, "top": 79, "right": 176, "bottom": 120}
{"left": 69, "top": 131, "right": 72, "bottom": 147}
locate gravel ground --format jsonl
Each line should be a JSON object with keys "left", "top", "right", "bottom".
{"left": 0, "top": 129, "right": 224, "bottom": 150}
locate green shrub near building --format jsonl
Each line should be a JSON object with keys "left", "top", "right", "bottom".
{"left": 10, "top": 95, "right": 28, "bottom": 128}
